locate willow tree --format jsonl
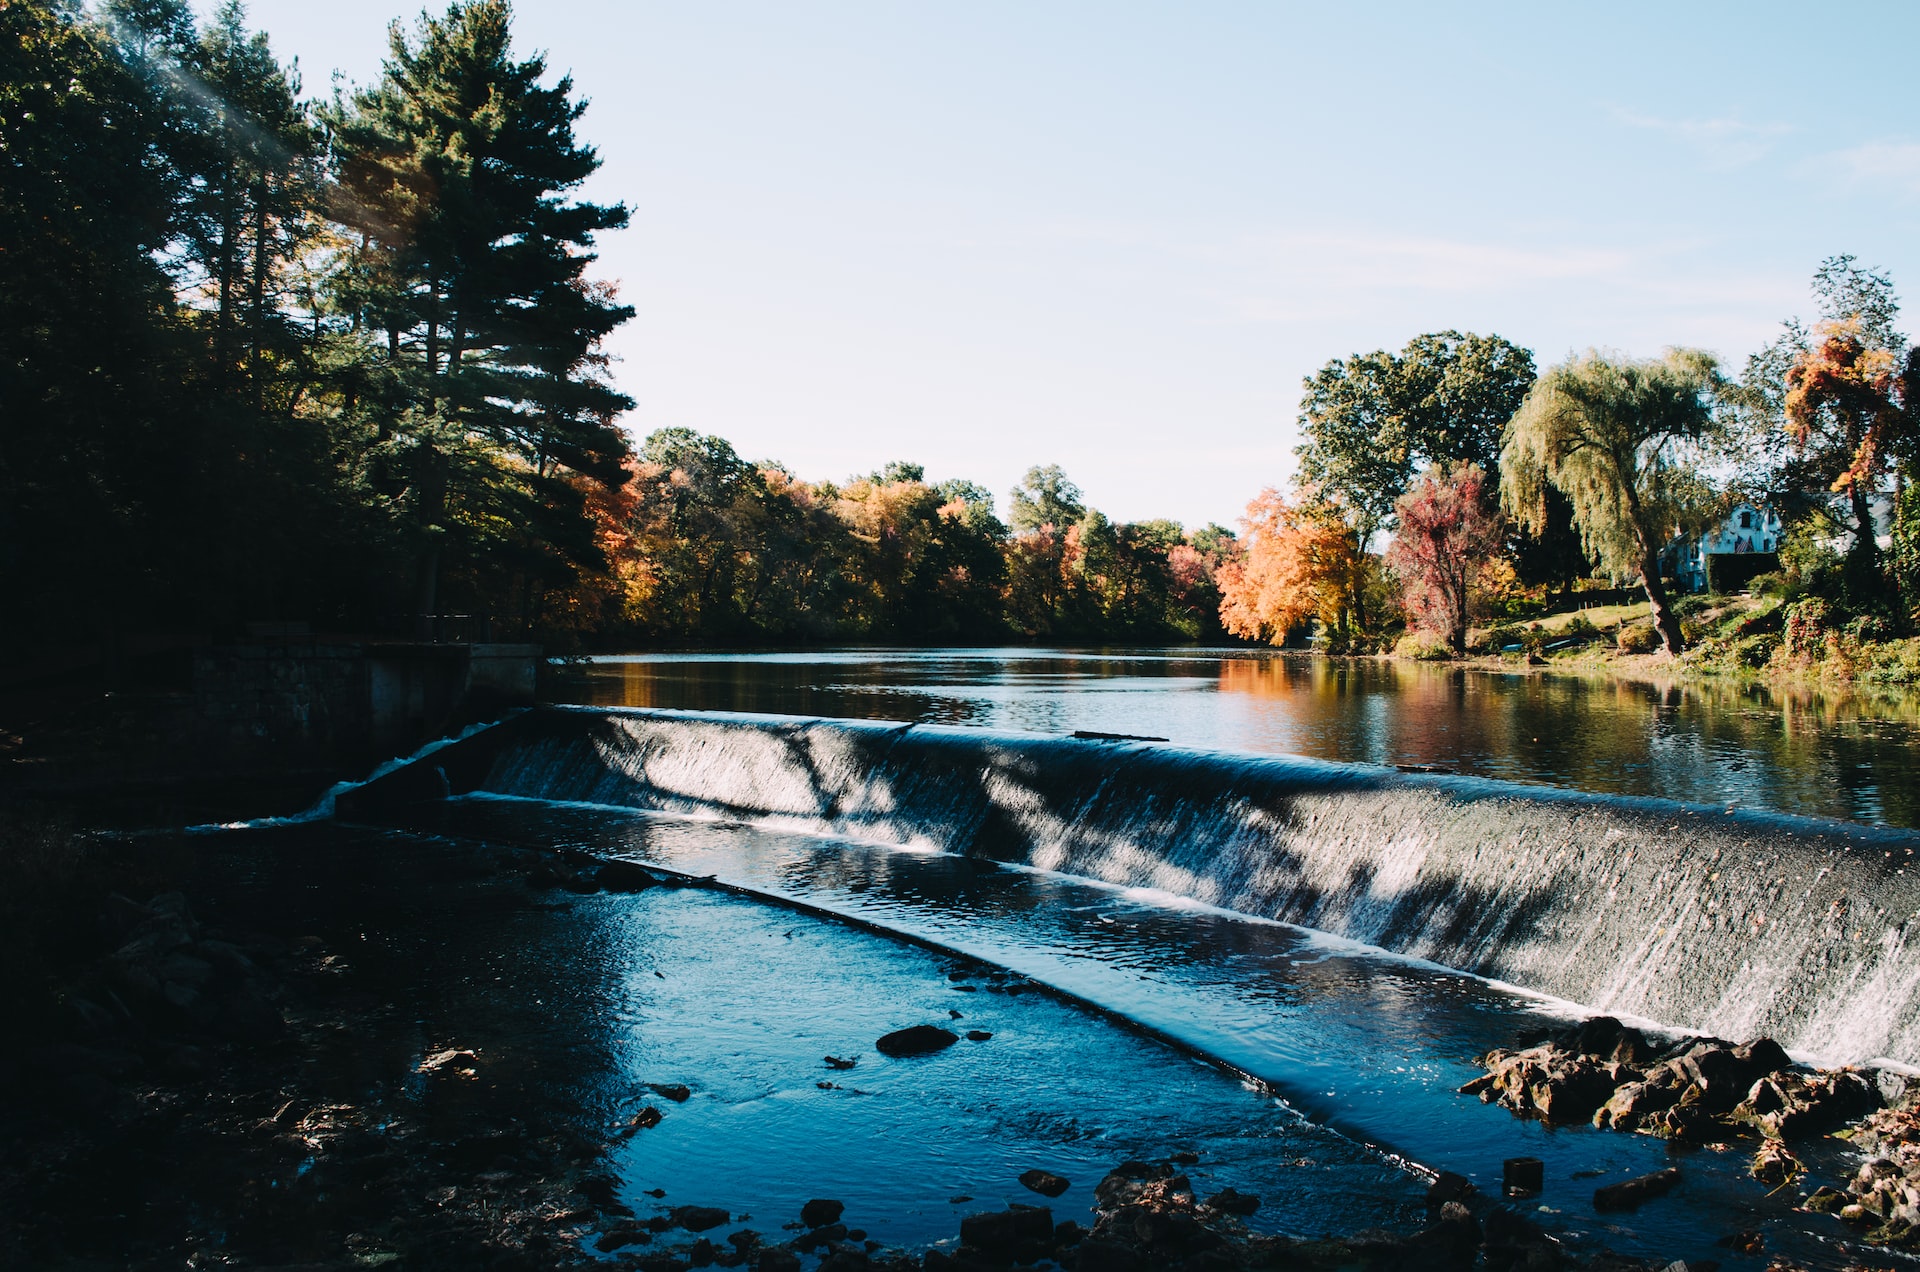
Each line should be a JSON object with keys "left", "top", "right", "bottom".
{"left": 1500, "top": 349, "right": 1722, "bottom": 655}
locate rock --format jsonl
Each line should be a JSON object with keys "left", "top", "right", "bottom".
{"left": 597, "top": 860, "right": 659, "bottom": 892}
{"left": 1071, "top": 1238, "right": 1148, "bottom": 1272}
{"left": 874, "top": 1025, "right": 957, "bottom": 1057}
{"left": 417, "top": 1048, "right": 480, "bottom": 1079}
{"left": 958, "top": 1205, "right": 1052, "bottom": 1258}
{"left": 651, "top": 1083, "right": 693, "bottom": 1102}
{"left": 801, "top": 1199, "right": 845, "bottom": 1228}
{"left": 1425, "top": 1171, "right": 1473, "bottom": 1208}
{"left": 792, "top": 1223, "right": 845, "bottom": 1251}
{"left": 1502, "top": 1157, "right": 1543, "bottom": 1198}
{"left": 824, "top": 1055, "right": 858, "bottom": 1070}
{"left": 674, "top": 1205, "right": 731, "bottom": 1232}
{"left": 620, "top": 1107, "right": 664, "bottom": 1136}
{"left": 1053, "top": 1219, "right": 1085, "bottom": 1245}
{"left": 1531, "top": 1061, "right": 1618, "bottom": 1123}
{"left": 1204, "top": 1187, "right": 1259, "bottom": 1216}
{"left": 1018, "top": 1169, "right": 1069, "bottom": 1198}
{"left": 1750, "top": 1140, "right": 1800, "bottom": 1188}
{"left": 964, "top": 1030, "right": 991, "bottom": 1042}
{"left": 1593, "top": 1167, "right": 1682, "bottom": 1211}
{"left": 1803, "top": 1185, "right": 1848, "bottom": 1213}
{"left": 1593, "top": 1078, "right": 1681, "bottom": 1130}
{"left": 755, "top": 1249, "right": 801, "bottom": 1272}
{"left": 1559, "top": 1015, "right": 1653, "bottom": 1064}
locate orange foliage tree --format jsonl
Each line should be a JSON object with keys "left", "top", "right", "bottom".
{"left": 1215, "top": 487, "right": 1366, "bottom": 647}
{"left": 1785, "top": 318, "right": 1920, "bottom": 583}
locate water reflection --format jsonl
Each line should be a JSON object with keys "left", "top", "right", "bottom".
{"left": 554, "top": 650, "right": 1920, "bottom": 827}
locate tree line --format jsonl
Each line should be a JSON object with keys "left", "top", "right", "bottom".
{"left": 1226, "top": 258, "right": 1920, "bottom": 659}
{"left": 0, "top": 0, "right": 1240, "bottom": 655}
{"left": 8, "top": 2, "right": 1915, "bottom": 662}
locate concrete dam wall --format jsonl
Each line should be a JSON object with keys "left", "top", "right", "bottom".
{"left": 341, "top": 706, "right": 1920, "bottom": 1066}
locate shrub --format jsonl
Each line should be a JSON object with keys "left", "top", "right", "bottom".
{"left": 1782, "top": 598, "right": 1832, "bottom": 660}
{"left": 1395, "top": 632, "right": 1454, "bottom": 660}
{"left": 1617, "top": 623, "right": 1660, "bottom": 654}
{"left": 1746, "top": 570, "right": 1794, "bottom": 599}
{"left": 1561, "top": 615, "right": 1598, "bottom": 641}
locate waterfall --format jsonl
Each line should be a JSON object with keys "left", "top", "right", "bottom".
{"left": 339, "top": 705, "right": 1920, "bottom": 1066}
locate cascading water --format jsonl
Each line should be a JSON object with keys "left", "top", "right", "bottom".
{"left": 342, "top": 704, "right": 1920, "bottom": 1067}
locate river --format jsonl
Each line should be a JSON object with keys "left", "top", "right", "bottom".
{"left": 551, "top": 646, "right": 1920, "bottom": 829}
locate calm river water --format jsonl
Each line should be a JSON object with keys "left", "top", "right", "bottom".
{"left": 551, "top": 647, "right": 1920, "bottom": 829}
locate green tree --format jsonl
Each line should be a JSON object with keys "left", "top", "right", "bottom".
{"left": 1009, "top": 464, "right": 1085, "bottom": 533}
{"left": 1296, "top": 331, "right": 1535, "bottom": 548}
{"left": 328, "top": 0, "right": 633, "bottom": 628}
{"left": 1500, "top": 349, "right": 1724, "bottom": 655}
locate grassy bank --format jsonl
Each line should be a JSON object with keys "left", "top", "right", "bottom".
{"left": 1425, "top": 593, "right": 1920, "bottom": 689}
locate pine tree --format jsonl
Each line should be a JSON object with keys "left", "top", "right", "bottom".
{"left": 328, "top": 0, "right": 633, "bottom": 629}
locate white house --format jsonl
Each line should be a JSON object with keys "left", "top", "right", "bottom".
{"left": 1662, "top": 503, "right": 1782, "bottom": 594}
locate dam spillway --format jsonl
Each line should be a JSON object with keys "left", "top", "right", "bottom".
{"left": 342, "top": 704, "right": 1920, "bottom": 1067}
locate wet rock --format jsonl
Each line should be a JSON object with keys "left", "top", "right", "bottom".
{"left": 650, "top": 1083, "right": 693, "bottom": 1103}
{"left": 793, "top": 1223, "right": 846, "bottom": 1251}
{"left": 802, "top": 1199, "right": 845, "bottom": 1228}
{"left": 1018, "top": 1169, "right": 1069, "bottom": 1198}
{"left": 964, "top": 1030, "right": 991, "bottom": 1042}
{"left": 620, "top": 1106, "right": 664, "bottom": 1136}
{"left": 674, "top": 1204, "right": 731, "bottom": 1232}
{"left": 958, "top": 1204, "right": 1052, "bottom": 1259}
{"left": 1750, "top": 1139, "right": 1800, "bottom": 1188}
{"left": 755, "top": 1251, "right": 801, "bottom": 1272}
{"left": 824, "top": 1055, "right": 858, "bottom": 1070}
{"left": 1204, "top": 1186, "right": 1259, "bottom": 1216}
{"left": 1593, "top": 1167, "right": 1682, "bottom": 1211}
{"left": 875, "top": 1025, "right": 957, "bottom": 1057}
{"left": 1425, "top": 1170, "right": 1474, "bottom": 1211}
{"left": 1070, "top": 1238, "right": 1148, "bottom": 1272}
{"left": 596, "top": 860, "right": 659, "bottom": 892}
{"left": 1558, "top": 1015, "right": 1654, "bottom": 1065}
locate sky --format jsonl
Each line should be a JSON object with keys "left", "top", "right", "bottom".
{"left": 202, "top": 0, "right": 1920, "bottom": 529}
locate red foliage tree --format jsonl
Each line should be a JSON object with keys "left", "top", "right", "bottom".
{"left": 1385, "top": 463, "right": 1506, "bottom": 654}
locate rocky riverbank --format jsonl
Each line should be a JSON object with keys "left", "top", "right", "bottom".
{"left": 1465, "top": 1014, "right": 1920, "bottom": 1251}
{"left": 0, "top": 813, "right": 1843, "bottom": 1271}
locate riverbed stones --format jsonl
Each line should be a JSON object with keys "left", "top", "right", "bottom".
{"left": 874, "top": 1024, "right": 957, "bottom": 1056}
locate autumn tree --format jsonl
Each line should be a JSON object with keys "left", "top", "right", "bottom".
{"left": 1216, "top": 488, "right": 1368, "bottom": 647}
{"left": 1385, "top": 464, "right": 1506, "bottom": 653}
{"left": 1501, "top": 349, "right": 1724, "bottom": 655}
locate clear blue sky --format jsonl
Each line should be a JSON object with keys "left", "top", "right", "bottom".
{"left": 207, "top": 0, "right": 1920, "bottom": 529}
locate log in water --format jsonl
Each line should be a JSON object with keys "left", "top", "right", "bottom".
{"left": 341, "top": 705, "right": 1920, "bottom": 1066}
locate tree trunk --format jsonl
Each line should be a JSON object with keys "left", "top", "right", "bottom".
{"left": 1848, "top": 481, "right": 1881, "bottom": 586}
{"left": 248, "top": 177, "right": 270, "bottom": 410}
{"left": 1637, "top": 549, "right": 1685, "bottom": 655}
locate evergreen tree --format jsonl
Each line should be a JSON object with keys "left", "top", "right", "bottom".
{"left": 328, "top": 0, "right": 633, "bottom": 629}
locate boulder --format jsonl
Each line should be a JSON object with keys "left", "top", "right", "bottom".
{"left": 673, "top": 1204, "right": 731, "bottom": 1232}
{"left": 875, "top": 1025, "right": 957, "bottom": 1057}
{"left": 1593, "top": 1167, "right": 1682, "bottom": 1211}
{"left": 596, "top": 860, "right": 659, "bottom": 892}
{"left": 1018, "top": 1169, "right": 1069, "bottom": 1198}
{"left": 959, "top": 1205, "right": 1052, "bottom": 1259}
{"left": 801, "top": 1198, "right": 845, "bottom": 1228}
{"left": 1205, "top": 1187, "right": 1259, "bottom": 1216}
